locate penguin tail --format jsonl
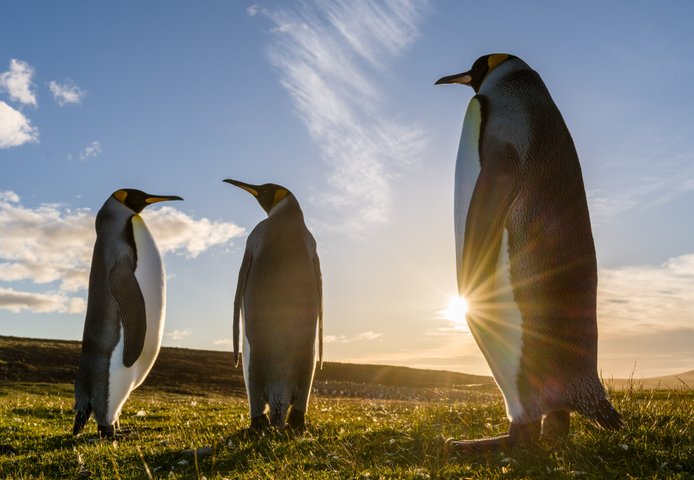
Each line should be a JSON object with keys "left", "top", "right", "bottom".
{"left": 589, "top": 397, "right": 624, "bottom": 430}
{"left": 572, "top": 379, "right": 624, "bottom": 430}
{"left": 73, "top": 368, "right": 92, "bottom": 435}
{"left": 73, "top": 403, "right": 92, "bottom": 435}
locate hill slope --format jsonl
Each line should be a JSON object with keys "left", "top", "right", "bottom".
{"left": 0, "top": 336, "right": 495, "bottom": 398}
{"left": 3, "top": 336, "right": 688, "bottom": 397}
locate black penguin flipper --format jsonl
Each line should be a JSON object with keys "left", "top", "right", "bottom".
{"left": 233, "top": 249, "right": 252, "bottom": 368}
{"left": 459, "top": 146, "right": 519, "bottom": 297}
{"left": 313, "top": 255, "right": 323, "bottom": 369}
{"left": 109, "top": 255, "right": 147, "bottom": 368}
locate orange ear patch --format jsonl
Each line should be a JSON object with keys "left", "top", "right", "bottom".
{"left": 487, "top": 54, "right": 509, "bottom": 72}
{"left": 114, "top": 190, "right": 127, "bottom": 203}
{"left": 273, "top": 189, "right": 288, "bottom": 206}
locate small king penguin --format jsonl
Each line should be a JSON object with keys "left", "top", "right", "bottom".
{"left": 224, "top": 179, "right": 323, "bottom": 431}
{"left": 436, "top": 54, "right": 623, "bottom": 451}
{"left": 73, "top": 189, "right": 182, "bottom": 438}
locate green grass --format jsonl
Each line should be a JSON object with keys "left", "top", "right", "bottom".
{"left": 0, "top": 383, "right": 691, "bottom": 479}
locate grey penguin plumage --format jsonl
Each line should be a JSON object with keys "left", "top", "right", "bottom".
{"left": 224, "top": 179, "right": 323, "bottom": 431}
{"left": 73, "top": 189, "right": 182, "bottom": 438}
{"left": 436, "top": 54, "right": 622, "bottom": 451}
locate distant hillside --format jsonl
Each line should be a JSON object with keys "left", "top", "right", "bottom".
{"left": 609, "top": 370, "right": 694, "bottom": 390}
{"left": 0, "top": 336, "right": 495, "bottom": 399}
{"left": 3, "top": 336, "right": 686, "bottom": 398}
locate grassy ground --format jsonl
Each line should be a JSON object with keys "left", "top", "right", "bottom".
{"left": 1, "top": 382, "right": 691, "bottom": 479}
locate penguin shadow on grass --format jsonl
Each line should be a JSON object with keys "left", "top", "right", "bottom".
{"left": 72, "top": 425, "right": 141, "bottom": 444}
{"left": 136, "top": 424, "right": 314, "bottom": 475}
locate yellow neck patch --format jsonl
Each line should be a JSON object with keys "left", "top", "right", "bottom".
{"left": 114, "top": 190, "right": 127, "bottom": 203}
{"left": 487, "top": 54, "right": 509, "bottom": 73}
{"left": 273, "top": 189, "right": 288, "bottom": 207}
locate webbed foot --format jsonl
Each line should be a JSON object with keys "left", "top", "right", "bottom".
{"left": 287, "top": 408, "right": 305, "bottom": 431}
{"left": 446, "top": 420, "right": 541, "bottom": 455}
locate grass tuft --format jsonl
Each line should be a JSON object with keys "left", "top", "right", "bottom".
{"left": 1, "top": 382, "right": 692, "bottom": 478}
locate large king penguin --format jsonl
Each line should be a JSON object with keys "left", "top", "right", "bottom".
{"left": 224, "top": 179, "right": 323, "bottom": 431}
{"left": 436, "top": 54, "right": 623, "bottom": 451}
{"left": 73, "top": 189, "right": 182, "bottom": 437}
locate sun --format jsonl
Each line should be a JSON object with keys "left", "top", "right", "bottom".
{"left": 443, "top": 296, "right": 469, "bottom": 330}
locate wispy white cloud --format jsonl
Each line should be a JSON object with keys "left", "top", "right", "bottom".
{"left": 373, "top": 254, "right": 694, "bottom": 377}
{"left": 456, "top": 253, "right": 694, "bottom": 376}
{"left": 0, "top": 59, "right": 37, "bottom": 106}
{"left": 165, "top": 329, "right": 193, "bottom": 340}
{"left": 0, "top": 287, "right": 85, "bottom": 314}
{"left": 0, "top": 191, "right": 245, "bottom": 313}
{"left": 212, "top": 330, "right": 383, "bottom": 348}
{"left": 0, "top": 101, "right": 39, "bottom": 148}
{"left": 597, "top": 253, "right": 694, "bottom": 333}
{"left": 246, "top": 4, "right": 259, "bottom": 16}
{"left": 0, "top": 191, "right": 20, "bottom": 203}
{"left": 79, "top": 140, "right": 102, "bottom": 160}
{"left": 145, "top": 206, "right": 245, "bottom": 258}
{"left": 49, "top": 79, "right": 86, "bottom": 106}
{"left": 262, "top": 0, "right": 429, "bottom": 230}
{"left": 587, "top": 136, "right": 694, "bottom": 221}
{"left": 0, "top": 192, "right": 94, "bottom": 292}
{"left": 325, "top": 330, "right": 382, "bottom": 344}
{"left": 0, "top": 59, "right": 39, "bottom": 149}
{"left": 340, "top": 334, "right": 489, "bottom": 374}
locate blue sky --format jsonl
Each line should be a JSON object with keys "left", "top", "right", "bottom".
{"left": 2, "top": 1, "right": 693, "bottom": 378}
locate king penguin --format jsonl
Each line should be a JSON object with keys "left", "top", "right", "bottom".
{"left": 224, "top": 179, "right": 323, "bottom": 431}
{"left": 436, "top": 54, "right": 623, "bottom": 451}
{"left": 73, "top": 189, "right": 183, "bottom": 438}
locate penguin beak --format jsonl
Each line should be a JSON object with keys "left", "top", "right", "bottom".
{"left": 435, "top": 71, "right": 473, "bottom": 86}
{"left": 223, "top": 179, "right": 259, "bottom": 197}
{"left": 145, "top": 195, "right": 184, "bottom": 204}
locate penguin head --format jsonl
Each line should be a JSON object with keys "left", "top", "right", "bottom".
{"left": 112, "top": 189, "right": 183, "bottom": 213}
{"left": 223, "top": 179, "right": 292, "bottom": 214}
{"left": 435, "top": 53, "right": 516, "bottom": 92}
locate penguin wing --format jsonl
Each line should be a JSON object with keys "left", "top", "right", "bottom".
{"left": 313, "top": 255, "right": 323, "bottom": 369}
{"left": 109, "top": 254, "right": 147, "bottom": 368}
{"left": 460, "top": 139, "right": 520, "bottom": 299}
{"left": 233, "top": 249, "right": 253, "bottom": 367}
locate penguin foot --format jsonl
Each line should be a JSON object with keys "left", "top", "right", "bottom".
{"left": 445, "top": 435, "right": 510, "bottom": 454}
{"left": 97, "top": 424, "right": 116, "bottom": 439}
{"left": 287, "top": 408, "right": 305, "bottom": 431}
{"left": 541, "top": 410, "right": 570, "bottom": 440}
{"left": 250, "top": 414, "right": 270, "bottom": 432}
{"left": 508, "top": 419, "right": 541, "bottom": 447}
{"left": 447, "top": 420, "right": 542, "bottom": 456}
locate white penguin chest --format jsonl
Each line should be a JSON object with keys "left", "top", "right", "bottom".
{"left": 131, "top": 215, "right": 166, "bottom": 370}
{"left": 456, "top": 97, "right": 524, "bottom": 422}
{"left": 106, "top": 215, "right": 166, "bottom": 423}
{"left": 454, "top": 96, "right": 482, "bottom": 282}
